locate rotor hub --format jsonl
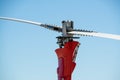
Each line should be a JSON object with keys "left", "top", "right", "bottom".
{"left": 56, "top": 20, "right": 78, "bottom": 48}
{"left": 62, "top": 20, "right": 73, "bottom": 37}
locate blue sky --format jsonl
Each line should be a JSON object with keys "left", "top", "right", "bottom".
{"left": 0, "top": 0, "right": 120, "bottom": 80}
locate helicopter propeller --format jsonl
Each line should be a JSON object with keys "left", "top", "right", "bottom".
{"left": 0, "top": 17, "right": 120, "bottom": 41}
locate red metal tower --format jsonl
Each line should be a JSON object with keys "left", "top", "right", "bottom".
{"left": 55, "top": 39, "right": 80, "bottom": 80}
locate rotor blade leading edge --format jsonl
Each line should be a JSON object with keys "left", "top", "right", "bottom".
{"left": 0, "top": 17, "right": 62, "bottom": 32}
{"left": 69, "top": 31, "right": 120, "bottom": 40}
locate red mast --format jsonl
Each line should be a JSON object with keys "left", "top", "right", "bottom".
{"left": 55, "top": 20, "right": 80, "bottom": 80}
{"left": 55, "top": 40, "right": 80, "bottom": 80}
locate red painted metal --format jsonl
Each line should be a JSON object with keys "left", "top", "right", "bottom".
{"left": 55, "top": 41, "right": 80, "bottom": 80}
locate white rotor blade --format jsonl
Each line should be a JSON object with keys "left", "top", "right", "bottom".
{"left": 69, "top": 31, "right": 120, "bottom": 40}
{"left": 0, "top": 17, "right": 42, "bottom": 25}
{"left": 0, "top": 17, "right": 62, "bottom": 32}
